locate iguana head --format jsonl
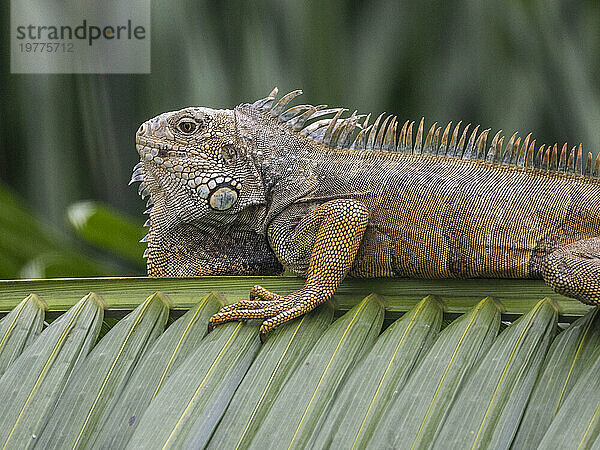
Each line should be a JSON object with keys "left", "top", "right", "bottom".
{"left": 133, "top": 105, "right": 276, "bottom": 276}
{"left": 134, "top": 107, "right": 265, "bottom": 233}
{"left": 132, "top": 88, "right": 337, "bottom": 276}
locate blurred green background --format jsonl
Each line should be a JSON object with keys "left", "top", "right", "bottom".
{"left": 1, "top": 0, "right": 599, "bottom": 278}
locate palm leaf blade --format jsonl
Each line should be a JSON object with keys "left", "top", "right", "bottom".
{"left": 433, "top": 297, "right": 558, "bottom": 449}
{"left": 0, "top": 277, "right": 596, "bottom": 448}
{"left": 0, "top": 293, "right": 104, "bottom": 449}
{"left": 35, "top": 292, "right": 169, "bottom": 449}
{"left": 0, "top": 294, "right": 46, "bottom": 376}
{"left": 248, "top": 294, "right": 385, "bottom": 450}
{"left": 128, "top": 320, "right": 261, "bottom": 449}
{"left": 312, "top": 295, "right": 444, "bottom": 449}
{"left": 369, "top": 296, "right": 502, "bottom": 449}
{"left": 538, "top": 340, "right": 600, "bottom": 448}
{"left": 90, "top": 292, "right": 223, "bottom": 448}
{"left": 513, "top": 308, "right": 600, "bottom": 448}
{"left": 207, "top": 303, "right": 334, "bottom": 450}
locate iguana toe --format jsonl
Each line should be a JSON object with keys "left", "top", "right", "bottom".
{"left": 258, "top": 286, "right": 330, "bottom": 335}
{"left": 250, "top": 285, "right": 281, "bottom": 302}
{"left": 208, "top": 298, "right": 287, "bottom": 329}
{"left": 218, "top": 299, "right": 276, "bottom": 312}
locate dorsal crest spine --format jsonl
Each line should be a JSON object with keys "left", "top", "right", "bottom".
{"left": 250, "top": 88, "right": 596, "bottom": 177}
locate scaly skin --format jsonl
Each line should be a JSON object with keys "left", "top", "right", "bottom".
{"left": 133, "top": 88, "right": 600, "bottom": 339}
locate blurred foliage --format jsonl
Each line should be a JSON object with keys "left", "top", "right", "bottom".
{"left": 0, "top": 184, "right": 144, "bottom": 278}
{"left": 0, "top": 185, "right": 106, "bottom": 278}
{"left": 68, "top": 201, "right": 147, "bottom": 267}
{"left": 0, "top": 0, "right": 599, "bottom": 278}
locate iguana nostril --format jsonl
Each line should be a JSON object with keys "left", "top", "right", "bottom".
{"left": 136, "top": 123, "right": 148, "bottom": 137}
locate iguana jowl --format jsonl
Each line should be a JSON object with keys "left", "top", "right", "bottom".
{"left": 133, "top": 88, "right": 600, "bottom": 337}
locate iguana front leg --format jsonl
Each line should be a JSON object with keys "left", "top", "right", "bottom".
{"left": 542, "top": 237, "right": 600, "bottom": 305}
{"left": 208, "top": 199, "right": 369, "bottom": 337}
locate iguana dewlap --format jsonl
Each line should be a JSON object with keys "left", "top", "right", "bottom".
{"left": 132, "top": 88, "right": 600, "bottom": 338}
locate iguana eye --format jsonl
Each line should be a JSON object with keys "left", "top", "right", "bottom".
{"left": 178, "top": 120, "right": 197, "bottom": 134}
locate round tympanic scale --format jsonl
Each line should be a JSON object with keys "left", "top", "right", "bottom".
{"left": 209, "top": 187, "right": 238, "bottom": 210}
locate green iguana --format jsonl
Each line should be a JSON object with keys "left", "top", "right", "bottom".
{"left": 132, "top": 88, "right": 600, "bottom": 338}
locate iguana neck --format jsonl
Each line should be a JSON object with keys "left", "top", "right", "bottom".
{"left": 145, "top": 219, "right": 282, "bottom": 277}
{"left": 237, "top": 104, "right": 320, "bottom": 229}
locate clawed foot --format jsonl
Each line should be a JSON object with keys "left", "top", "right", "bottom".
{"left": 208, "top": 284, "right": 330, "bottom": 340}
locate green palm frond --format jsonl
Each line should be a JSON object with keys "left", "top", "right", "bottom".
{"left": 0, "top": 276, "right": 599, "bottom": 449}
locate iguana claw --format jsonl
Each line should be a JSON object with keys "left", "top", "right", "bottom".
{"left": 259, "top": 331, "right": 268, "bottom": 344}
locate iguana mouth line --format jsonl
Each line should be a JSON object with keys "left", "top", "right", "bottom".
{"left": 136, "top": 138, "right": 188, "bottom": 162}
